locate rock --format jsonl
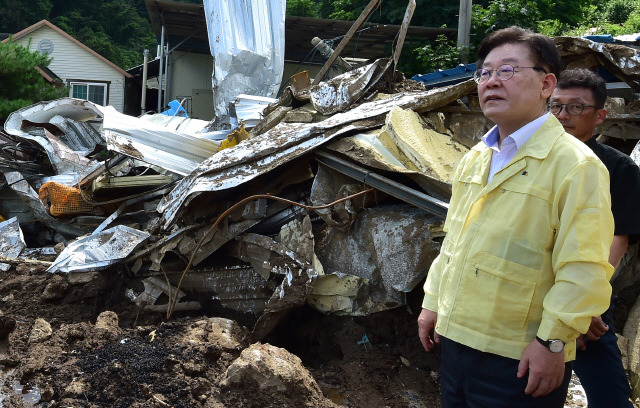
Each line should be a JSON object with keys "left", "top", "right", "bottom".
{"left": 0, "top": 315, "right": 16, "bottom": 338}
{"left": 53, "top": 242, "right": 66, "bottom": 254}
{"left": 183, "top": 317, "right": 248, "bottom": 351}
{"left": 95, "top": 311, "right": 119, "bottom": 332}
{"left": 42, "top": 275, "right": 69, "bottom": 300}
{"left": 221, "top": 342, "right": 337, "bottom": 407}
{"left": 28, "top": 318, "right": 52, "bottom": 344}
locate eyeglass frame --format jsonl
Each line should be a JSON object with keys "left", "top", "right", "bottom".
{"left": 473, "top": 64, "right": 547, "bottom": 84}
{"left": 547, "top": 102, "right": 600, "bottom": 116}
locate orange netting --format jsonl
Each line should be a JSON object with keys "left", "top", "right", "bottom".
{"left": 39, "top": 181, "right": 95, "bottom": 217}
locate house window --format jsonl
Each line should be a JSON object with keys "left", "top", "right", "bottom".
{"left": 70, "top": 82, "right": 107, "bottom": 106}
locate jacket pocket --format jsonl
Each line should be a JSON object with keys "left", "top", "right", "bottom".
{"left": 455, "top": 252, "right": 537, "bottom": 341}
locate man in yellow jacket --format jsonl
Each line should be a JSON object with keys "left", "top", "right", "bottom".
{"left": 418, "top": 27, "right": 614, "bottom": 407}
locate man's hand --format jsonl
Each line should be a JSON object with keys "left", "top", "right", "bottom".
{"left": 577, "top": 316, "right": 609, "bottom": 351}
{"left": 517, "top": 339, "right": 565, "bottom": 397}
{"left": 418, "top": 309, "right": 440, "bottom": 352}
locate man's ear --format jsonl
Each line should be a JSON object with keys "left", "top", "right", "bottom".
{"left": 595, "top": 108, "right": 607, "bottom": 125}
{"left": 540, "top": 73, "right": 557, "bottom": 99}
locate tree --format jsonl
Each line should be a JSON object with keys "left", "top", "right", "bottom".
{"left": 0, "top": 39, "right": 67, "bottom": 121}
{"left": 0, "top": 0, "right": 51, "bottom": 33}
{"left": 287, "top": 0, "right": 319, "bottom": 17}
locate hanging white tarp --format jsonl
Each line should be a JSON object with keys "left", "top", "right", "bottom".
{"left": 203, "top": 0, "right": 285, "bottom": 124}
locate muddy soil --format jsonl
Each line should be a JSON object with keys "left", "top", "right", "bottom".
{"left": 0, "top": 260, "right": 635, "bottom": 407}
{"left": 0, "top": 260, "right": 441, "bottom": 407}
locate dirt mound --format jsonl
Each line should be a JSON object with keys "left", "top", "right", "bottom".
{"left": 0, "top": 263, "right": 441, "bottom": 407}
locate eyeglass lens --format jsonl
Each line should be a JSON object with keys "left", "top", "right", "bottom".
{"left": 549, "top": 103, "right": 588, "bottom": 115}
{"left": 474, "top": 65, "right": 515, "bottom": 83}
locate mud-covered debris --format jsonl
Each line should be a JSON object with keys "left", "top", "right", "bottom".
{"left": 28, "top": 318, "right": 52, "bottom": 344}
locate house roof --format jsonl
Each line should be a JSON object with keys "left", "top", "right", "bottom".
{"left": 35, "top": 65, "right": 62, "bottom": 84}
{"left": 4, "top": 19, "right": 132, "bottom": 78}
{"left": 144, "top": 0, "right": 456, "bottom": 62}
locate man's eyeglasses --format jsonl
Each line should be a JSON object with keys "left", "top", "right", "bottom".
{"left": 548, "top": 102, "right": 598, "bottom": 116}
{"left": 473, "top": 64, "right": 547, "bottom": 84}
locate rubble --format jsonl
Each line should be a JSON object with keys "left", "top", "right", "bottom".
{"left": 0, "top": 34, "right": 640, "bottom": 406}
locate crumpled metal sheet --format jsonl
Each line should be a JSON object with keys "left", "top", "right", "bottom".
{"left": 157, "top": 80, "right": 476, "bottom": 229}
{"left": 555, "top": 36, "right": 640, "bottom": 91}
{"left": 0, "top": 217, "right": 26, "bottom": 271}
{"left": 310, "top": 59, "right": 389, "bottom": 115}
{"left": 4, "top": 98, "right": 103, "bottom": 175}
{"left": 47, "top": 225, "right": 150, "bottom": 273}
{"left": 230, "top": 233, "right": 319, "bottom": 340}
{"left": 309, "top": 205, "right": 444, "bottom": 315}
{"left": 101, "top": 105, "right": 220, "bottom": 176}
{"left": 203, "top": 0, "right": 285, "bottom": 123}
{"left": 233, "top": 94, "right": 278, "bottom": 128}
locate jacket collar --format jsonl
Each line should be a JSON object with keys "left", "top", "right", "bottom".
{"left": 473, "top": 115, "right": 565, "bottom": 162}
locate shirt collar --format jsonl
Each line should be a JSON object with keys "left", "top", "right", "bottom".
{"left": 482, "top": 113, "right": 551, "bottom": 150}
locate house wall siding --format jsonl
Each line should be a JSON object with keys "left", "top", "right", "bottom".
{"left": 15, "top": 26, "right": 126, "bottom": 112}
{"left": 168, "top": 52, "right": 213, "bottom": 119}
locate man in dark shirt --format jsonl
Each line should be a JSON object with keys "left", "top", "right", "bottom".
{"left": 550, "top": 67, "right": 640, "bottom": 408}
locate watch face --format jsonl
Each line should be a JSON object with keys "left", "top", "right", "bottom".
{"left": 549, "top": 340, "right": 564, "bottom": 353}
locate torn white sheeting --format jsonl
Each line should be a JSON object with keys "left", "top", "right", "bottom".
{"left": 203, "top": 0, "right": 285, "bottom": 122}
{"left": 233, "top": 94, "right": 277, "bottom": 128}
{"left": 138, "top": 113, "right": 213, "bottom": 137}
{"left": 100, "top": 105, "right": 221, "bottom": 176}
{"left": 47, "top": 225, "right": 150, "bottom": 273}
{"left": 0, "top": 217, "right": 26, "bottom": 271}
{"left": 157, "top": 80, "right": 475, "bottom": 229}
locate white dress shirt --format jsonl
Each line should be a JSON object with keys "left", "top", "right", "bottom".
{"left": 481, "top": 113, "right": 551, "bottom": 182}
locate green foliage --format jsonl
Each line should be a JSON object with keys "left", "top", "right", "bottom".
{"left": 537, "top": 19, "right": 568, "bottom": 37}
{"left": 287, "top": 0, "right": 319, "bottom": 18}
{"left": 604, "top": 0, "right": 638, "bottom": 25}
{"left": 472, "top": 0, "right": 541, "bottom": 40}
{"left": 0, "top": 40, "right": 66, "bottom": 120}
{"left": 0, "top": 0, "right": 52, "bottom": 33}
{"left": 536, "top": 0, "right": 590, "bottom": 27}
{"left": 403, "top": 35, "right": 463, "bottom": 77}
{"left": 50, "top": 0, "right": 157, "bottom": 69}
{"left": 624, "top": 11, "right": 640, "bottom": 32}
{"left": 564, "top": 0, "right": 640, "bottom": 37}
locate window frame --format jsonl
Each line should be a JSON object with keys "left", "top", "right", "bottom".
{"left": 68, "top": 81, "right": 109, "bottom": 106}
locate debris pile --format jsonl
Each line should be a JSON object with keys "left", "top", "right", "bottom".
{"left": 0, "top": 35, "right": 640, "bottom": 406}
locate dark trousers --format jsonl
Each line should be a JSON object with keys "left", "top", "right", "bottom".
{"left": 573, "top": 310, "right": 633, "bottom": 408}
{"left": 440, "top": 337, "right": 572, "bottom": 408}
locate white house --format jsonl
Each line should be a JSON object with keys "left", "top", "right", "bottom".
{"left": 6, "top": 20, "right": 131, "bottom": 112}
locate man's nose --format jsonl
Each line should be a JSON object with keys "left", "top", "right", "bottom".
{"left": 484, "top": 70, "right": 501, "bottom": 86}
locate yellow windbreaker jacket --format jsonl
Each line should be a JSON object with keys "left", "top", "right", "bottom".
{"left": 422, "top": 115, "right": 614, "bottom": 361}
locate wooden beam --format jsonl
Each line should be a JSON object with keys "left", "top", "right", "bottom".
{"left": 312, "top": 0, "right": 381, "bottom": 85}
{"left": 393, "top": 0, "right": 416, "bottom": 66}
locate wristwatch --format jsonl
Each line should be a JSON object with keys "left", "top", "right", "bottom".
{"left": 535, "top": 336, "right": 564, "bottom": 353}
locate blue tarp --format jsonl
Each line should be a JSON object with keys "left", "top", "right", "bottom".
{"left": 411, "top": 63, "right": 476, "bottom": 88}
